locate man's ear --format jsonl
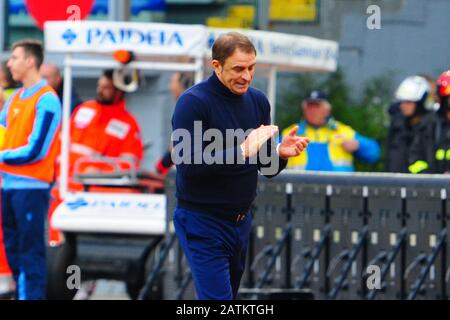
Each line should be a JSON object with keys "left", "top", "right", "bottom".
{"left": 25, "top": 55, "right": 35, "bottom": 70}
{"left": 211, "top": 59, "right": 222, "bottom": 73}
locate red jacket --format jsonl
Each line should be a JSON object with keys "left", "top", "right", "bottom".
{"left": 68, "top": 99, "right": 143, "bottom": 175}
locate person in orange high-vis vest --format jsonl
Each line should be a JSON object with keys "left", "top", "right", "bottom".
{"left": 68, "top": 70, "right": 143, "bottom": 174}
{"left": 0, "top": 40, "right": 61, "bottom": 300}
{"left": 64, "top": 69, "right": 143, "bottom": 176}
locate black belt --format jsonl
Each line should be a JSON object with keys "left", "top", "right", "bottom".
{"left": 177, "top": 200, "right": 251, "bottom": 224}
{"left": 205, "top": 209, "right": 249, "bottom": 224}
{"left": 230, "top": 212, "right": 248, "bottom": 223}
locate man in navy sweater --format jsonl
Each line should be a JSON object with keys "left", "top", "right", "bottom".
{"left": 171, "top": 32, "right": 309, "bottom": 300}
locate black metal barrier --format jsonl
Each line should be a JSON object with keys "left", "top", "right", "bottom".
{"left": 142, "top": 170, "right": 450, "bottom": 300}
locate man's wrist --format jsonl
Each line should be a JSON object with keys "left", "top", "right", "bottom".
{"left": 277, "top": 143, "right": 290, "bottom": 161}
{"left": 240, "top": 144, "right": 246, "bottom": 160}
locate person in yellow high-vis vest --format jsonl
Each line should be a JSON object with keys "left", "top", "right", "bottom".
{"left": 0, "top": 39, "right": 61, "bottom": 300}
{"left": 282, "top": 91, "right": 380, "bottom": 172}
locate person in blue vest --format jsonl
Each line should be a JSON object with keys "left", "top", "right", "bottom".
{"left": 282, "top": 90, "right": 380, "bottom": 171}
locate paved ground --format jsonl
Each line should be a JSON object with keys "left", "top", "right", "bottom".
{"left": 86, "top": 280, "right": 130, "bottom": 300}
{"left": 1, "top": 277, "right": 131, "bottom": 300}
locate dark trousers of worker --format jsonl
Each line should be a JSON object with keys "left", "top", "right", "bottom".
{"left": 173, "top": 206, "right": 252, "bottom": 300}
{"left": 1, "top": 189, "right": 49, "bottom": 300}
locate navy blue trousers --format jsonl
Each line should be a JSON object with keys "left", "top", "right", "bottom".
{"left": 1, "top": 189, "right": 49, "bottom": 300}
{"left": 173, "top": 207, "right": 252, "bottom": 300}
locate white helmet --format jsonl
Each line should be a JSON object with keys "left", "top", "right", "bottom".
{"left": 395, "top": 76, "right": 435, "bottom": 112}
{"left": 395, "top": 76, "right": 430, "bottom": 103}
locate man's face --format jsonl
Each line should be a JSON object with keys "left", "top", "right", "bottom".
{"left": 96, "top": 76, "right": 121, "bottom": 105}
{"left": 400, "top": 101, "right": 417, "bottom": 117}
{"left": 7, "top": 47, "right": 32, "bottom": 82}
{"left": 212, "top": 49, "right": 256, "bottom": 96}
{"left": 302, "top": 100, "right": 331, "bottom": 127}
{"left": 40, "top": 65, "right": 62, "bottom": 90}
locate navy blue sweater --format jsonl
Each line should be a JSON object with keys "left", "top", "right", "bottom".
{"left": 172, "top": 72, "right": 287, "bottom": 217}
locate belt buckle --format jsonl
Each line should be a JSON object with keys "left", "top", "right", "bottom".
{"left": 236, "top": 213, "right": 246, "bottom": 223}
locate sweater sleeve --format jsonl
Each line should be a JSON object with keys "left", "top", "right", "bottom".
{"left": 353, "top": 132, "right": 381, "bottom": 164}
{"left": 171, "top": 93, "right": 245, "bottom": 179}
